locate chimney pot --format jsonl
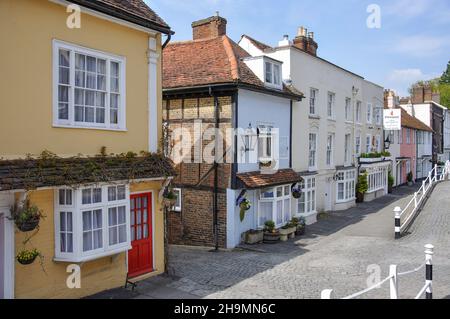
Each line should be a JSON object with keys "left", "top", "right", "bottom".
{"left": 308, "top": 32, "right": 314, "bottom": 40}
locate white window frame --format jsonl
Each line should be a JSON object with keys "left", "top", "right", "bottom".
{"left": 54, "top": 184, "right": 131, "bottom": 263}
{"left": 375, "top": 135, "right": 381, "bottom": 152}
{"left": 356, "top": 101, "right": 362, "bottom": 123}
{"left": 327, "top": 92, "right": 335, "bottom": 119}
{"left": 375, "top": 106, "right": 382, "bottom": 125}
{"left": 297, "top": 177, "right": 316, "bottom": 216}
{"left": 308, "top": 133, "right": 317, "bottom": 170}
{"left": 366, "top": 134, "right": 372, "bottom": 153}
{"left": 257, "top": 185, "right": 291, "bottom": 228}
{"left": 344, "top": 133, "right": 351, "bottom": 164}
{"left": 355, "top": 134, "right": 361, "bottom": 156}
{"left": 53, "top": 40, "right": 126, "bottom": 131}
{"left": 367, "top": 103, "right": 373, "bottom": 124}
{"left": 345, "top": 98, "right": 352, "bottom": 122}
{"left": 309, "top": 88, "right": 318, "bottom": 115}
{"left": 336, "top": 169, "right": 356, "bottom": 203}
{"left": 367, "top": 167, "right": 388, "bottom": 193}
{"left": 172, "top": 188, "right": 182, "bottom": 212}
{"left": 406, "top": 128, "right": 411, "bottom": 144}
{"left": 258, "top": 124, "right": 274, "bottom": 163}
{"left": 326, "top": 133, "right": 334, "bottom": 167}
{"left": 264, "top": 60, "right": 282, "bottom": 89}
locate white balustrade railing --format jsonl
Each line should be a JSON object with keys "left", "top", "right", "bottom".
{"left": 321, "top": 244, "right": 434, "bottom": 299}
{"left": 394, "top": 160, "right": 450, "bottom": 238}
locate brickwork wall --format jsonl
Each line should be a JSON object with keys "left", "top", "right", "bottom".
{"left": 164, "top": 95, "right": 233, "bottom": 247}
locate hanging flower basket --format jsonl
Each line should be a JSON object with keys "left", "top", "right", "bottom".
{"left": 292, "top": 186, "right": 302, "bottom": 199}
{"left": 238, "top": 197, "right": 252, "bottom": 222}
{"left": 10, "top": 199, "right": 44, "bottom": 232}
{"left": 162, "top": 189, "right": 177, "bottom": 207}
{"left": 17, "top": 249, "right": 40, "bottom": 265}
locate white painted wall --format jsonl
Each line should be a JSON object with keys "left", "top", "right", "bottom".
{"left": 400, "top": 103, "right": 431, "bottom": 127}
{"left": 239, "top": 36, "right": 265, "bottom": 57}
{"left": 237, "top": 88, "right": 291, "bottom": 173}
{"left": 261, "top": 46, "right": 384, "bottom": 212}
{"left": 0, "top": 192, "right": 14, "bottom": 299}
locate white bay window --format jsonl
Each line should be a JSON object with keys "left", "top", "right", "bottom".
{"left": 258, "top": 185, "right": 291, "bottom": 228}
{"left": 53, "top": 40, "right": 126, "bottom": 130}
{"left": 336, "top": 170, "right": 356, "bottom": 203}
{"left": 297, "top": 177, "right": 316, "bottom": 215}
{"left": 54, "top": 184, "right": 131, "bottom": 262}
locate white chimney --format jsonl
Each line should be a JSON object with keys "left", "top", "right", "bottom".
{"left": 308, "top": 32, "right": 314, "bottom": 40}
{"left": 297, "top": 26, "right": 307, "bottom": 37}
{"left": 278, "top": 34, "right": 291, "bottom": 47}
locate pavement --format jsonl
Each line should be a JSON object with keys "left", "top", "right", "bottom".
{"left": 89, "top": 181, "right": 450, "bottom": 299}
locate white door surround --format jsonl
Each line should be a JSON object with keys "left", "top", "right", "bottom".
{"left": 0, "top": 193, "right": 15, "bottom": 299}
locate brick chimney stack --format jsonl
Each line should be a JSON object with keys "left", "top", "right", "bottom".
{"left": 292, "top": 26, "right": 318, "bottom": 56}
{"left": 411, "top": 85, "right": 440, "bottom": 104}
{"left": 192, "top": 14, "right": 227, "bottom": 40}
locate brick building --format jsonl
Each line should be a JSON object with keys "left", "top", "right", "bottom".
{"left": 163, "top": 15, "right": 303, "bottom": 248}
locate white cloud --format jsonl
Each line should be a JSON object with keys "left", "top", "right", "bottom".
{"left": 386, "top": 68, "right": 440, "bottom": 96}
{"left": 392, "top": 35, "right": 450, "bottom": 57}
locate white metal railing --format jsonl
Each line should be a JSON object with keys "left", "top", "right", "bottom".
{"left": 321, "top": 244, "right": 434, "bottom": 299}
{"left": 394, "top": 160, "right": 450, "bottom": 238}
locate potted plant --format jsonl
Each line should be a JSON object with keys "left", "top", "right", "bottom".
{"left": 244, "top": 229, "right": 264, "bottom": 245}
{"left": 162, "top": 188, "right": 177, "bottom": 207}
{"left": 356, "top": 173, "right": 368, "bottom": 203}
{"left": 388, "top": 172, "right": 394, "bottom": 193}
{"left": 238, "top": 197, "right": 252, "bottom": 222}
{"left": 263, "top": 220, "right": 280, "bottom": 244}
{"left": 16, "top": 248, "right": 41, "bottom": 265}
{"left": 292, "top": 217, "right": 306, "bottom": 236}
{"left": 10, "top": 199, "right": 44, "bottom": 232}
{"left": 279, "top": 222, "right": 296, "bottom": 241}
{"left": 407, "top": 171, "right": 414, "bottom": 186}
{"left": 292, "top": 184, "right": 302, "bottom": 199}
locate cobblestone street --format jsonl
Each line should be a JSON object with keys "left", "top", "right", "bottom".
{"left": 91, "top": 182, "right": 450, "bottom": 299}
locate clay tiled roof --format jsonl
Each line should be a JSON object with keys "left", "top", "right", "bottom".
{"left": 401, "top": 109, "right": 433, "bottom": 132}
{"left": 241, "top": 34, "right": 273, "bottom": 51}
{"left": 68, "top": 0, "right": 171, "bottom": 33}
{"left": 163, "top": 36, "right": 303, "bottom": 99}
{"left": 0, "top": 154, "right": 175, "bottom": 191}
{"left": 237, "top": 169, "right": 303, "bottom": 189}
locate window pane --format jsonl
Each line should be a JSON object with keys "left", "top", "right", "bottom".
{"left": 61, "top": 233, "right": 66, "bottom": 252}
{"left": 117, "top": 186, "right": 126, "bottom": 200}
{"left": 75, "top": 105, "right": 84, "bottom": 122}
{"left": 59, "top": 67, "right": 70, "bottom": 85}
{"left": 82, "top": 189, "right": 91, "bottom": 204}
{"left": 67, "top": 212, "right": 73, "bottom": 231}
{"left": 58, "top": 85, "right": 69, "bottom": 102}
{"left": 277, "top": 187, "right": 283, "bottom": 197}
{"left": 137, "top": 225, "right": 142, "bottom": 240}
{"left": 111, "top": 78, "right": 119, "bottom": 93}
{"left": 143, "top": 224, "right": 148, "bottom": 239}
{"left": 66, "top": 190, "right": 72, "bottom": 205}
{"left": 85, "top": 107, "right": 95, "bottom": 123}
{"left": 276, "top": 200, "right": 283, "bottom": 225}
{"left": 110, "top": 94, "right": 119, "bottom": 108}
{"left": 109, "top": 227, "right": 117, "bottom": 246}
{"left": 93, "top": 209, "right": 102, "bottom": 228}
{"left": 75, "top": 70, "right": 85, "bottom": 87}
{"left": 97, "top": 75, "right": 106, "bottom": 91}
{"left": 83, "top": 232, "right": 92, "bottom": 252}
{"left": 93, "top": 188, "right": 102, "bottom": 203}
{"left": 60, "top": 212, "right": 66, "bottom": 231}
{"left": 86, "top": 73, "right": 96, "bottom": 89}
{"left": 96, "top": 108, "right": 105, "bottom": 124}
{"left": 94, "top": 229, "right": 102, "bottom": 249}
{"left": 118, "top": 206, "right": 126, "bottom": 224}
{"left": 75, "top": 54, "right": 85, "bottom": 70}
{"left": 83, "top": 211, "right": 92, "bottom": 230}
{"left": 110, "top": 109, "right": 118, "bottom": 125}
{"left": 67, "top": 233, "right": 73, "bottom": 253}
{"left": 97, "top": 59, "right": 106, "bottom": 74}
{"left": 259, "top": 201, "right": 272, "bottom": 226}
{"left": 284, "top": 198, "right": 290, "bottom": 222}
{"left": 118, "top": 225, "right": 126, "bottom": 243}
{"left": 96, "top": 92, "right": 105, "bottom": 107}
{"left": 111, "top": 62, "right": 119, "bottom": 77}
{"left": 58, "top": 103, "right": 69, "bottom": 120}
{"left": 109, "top": 207, "right": 118, "bottom": 226}
{"left": 85, "top": 90, "right": 95, "bottom": 106}
{"left": 108, "top": 186, "right": 117, "bottom": 201}
{"left": 59, "top": 50, "right": 70, "bottom": 67}
{"left": 59, "top": 190, "right": 66, "bottom": 205}
{"left": 86, "top": 56, "right": 96, "bottom": 72}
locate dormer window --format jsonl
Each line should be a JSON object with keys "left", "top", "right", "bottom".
{"left": 264, "top": 60, "right": 282, "bottom": 88}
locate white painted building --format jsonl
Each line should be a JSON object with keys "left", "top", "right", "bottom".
{"left": 444, "top": 110, "right": 450, "bottom": 161}
{"left": 239, "top": 28, "right": 389, "bottom": 223}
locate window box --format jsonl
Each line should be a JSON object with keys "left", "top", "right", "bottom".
{"left": 359, "top": 157, "right": 382, "bottom": 163}
{"left": 53, "top": 184, "right": 131, "bottom": 263}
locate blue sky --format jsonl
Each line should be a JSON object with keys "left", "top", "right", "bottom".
{"left": 148, "top": 0, "right": 450, "bottom": 96}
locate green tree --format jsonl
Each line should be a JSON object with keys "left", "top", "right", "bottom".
{"left": 440, "top": 61, "right": 450, "bottom": 84}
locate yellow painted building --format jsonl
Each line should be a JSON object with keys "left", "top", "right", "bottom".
{"left": 0, "top": 0, "right": 174, "bottom": 299}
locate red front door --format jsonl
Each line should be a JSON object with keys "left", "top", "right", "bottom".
{"left": 128, "top": 193, "right": 153, "bottom": 278}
